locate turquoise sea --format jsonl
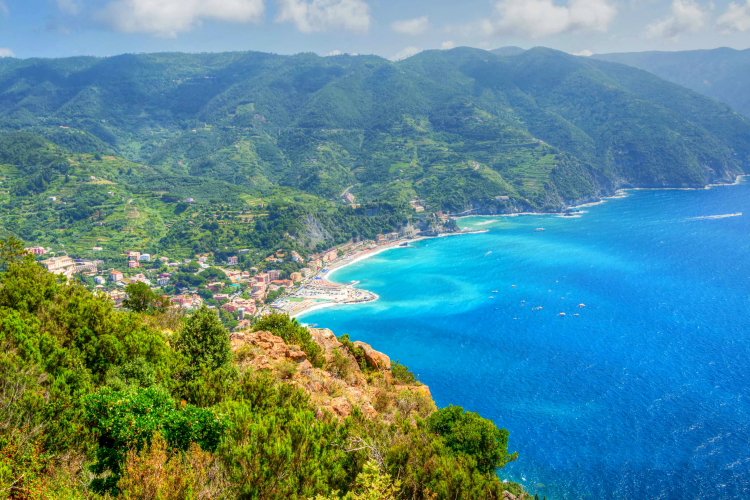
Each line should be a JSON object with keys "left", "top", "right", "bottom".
{"left": 299, "top": 180, "right": 750, "bottom": 500}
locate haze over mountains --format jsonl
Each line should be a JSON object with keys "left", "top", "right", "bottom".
{"left": 0, "top": 46, "right": 748, "bottom": 218}
{"left": 596, "top": 47, "right": 750, "bottom": 120}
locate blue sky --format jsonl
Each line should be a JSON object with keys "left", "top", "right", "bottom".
{"left": 0, "top": 0, "right": 749, "bottom": 60}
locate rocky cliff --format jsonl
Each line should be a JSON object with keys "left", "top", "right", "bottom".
{"left": 230, "top": 328, "right": 435, "bottom": 422}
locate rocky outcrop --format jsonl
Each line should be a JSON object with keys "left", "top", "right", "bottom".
{"left": 231, "top": 330, "right": 313, "bottom": 372}
{"left": 353, "top": 341, "right": 391, "bottom": 371}
{"left": 231, "top": 327, "right": 433, "bottom": 422}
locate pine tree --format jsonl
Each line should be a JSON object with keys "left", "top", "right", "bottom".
{"left": 174, "top": 306, "right": 232, "bottom": 379}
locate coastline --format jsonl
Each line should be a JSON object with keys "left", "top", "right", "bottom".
{"left": 291, "top": 230, "right": 489, "bottom": 320}
{"left": 292, "top": 174, "right": 749, "bottom": 321}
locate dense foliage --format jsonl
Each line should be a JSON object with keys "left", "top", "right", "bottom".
{"left": 0, "top": 238, "right": 525, "bottom": 499}
{"left": 596, "top": 47, "right": 750, "bottom": 119}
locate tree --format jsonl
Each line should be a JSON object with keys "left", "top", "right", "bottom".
{"left": 426, "top": 405, "right": 518, "bottom": 474}
{"left": 122, "top": 282, "right": 166, "bottom": 313}
{"left": 173, "top": 306, "right": 232, "bottom": 379}
{"left": 85, "top": 388, "right": 229, "bottom": 494}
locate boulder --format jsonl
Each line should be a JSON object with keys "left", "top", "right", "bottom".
{"left": 286, "top": 349, "right": 307, "bottom": 362}
{"left": 353, "top": 341, "right": 391, "bottom": 371}
{"left": 309, "top": 328, "right": 343, "bottom": 353}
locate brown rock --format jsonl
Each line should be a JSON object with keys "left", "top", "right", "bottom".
{"left": 286, "top": 349, "right": 307, "bottom": 362}
{"left": 309, "top": 328, "right": 342, "bottom": 353}
{"left": 297, "top": 360, "right": 313, "bottom": 373}
{"left": 330, "top": 397, "right": 352, "bottom": 417}
{"left": 503, "top": 492, "right": 517, "bottom": 500}
{"left": 353, "top": 341, "right": 391, "bottom": 371}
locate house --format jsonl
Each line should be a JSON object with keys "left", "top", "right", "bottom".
{"left": 267, "top": 269, "right": 281, "bottom": 281}
{"left": 227, "top": 256, "right": 239, "bottom": 265}
{"left": 127, "top": 251, "right": 141, "bottom": 261}
{"left": 376, "top": 234, "right": 386, "bottom": 243}
{"left": 94, "top": 276, "right": 106, "bottom": 285}
{"left": 290, "top": 272, "right": 303, "bottom": 283}
{"left": 109, "top": 290, "right": 126, "bottom": 306}
{"left": 256, "top": 273, "right": 270, "bottom": 284}
{"left": 139, "top": 253, "right": 151, "bottom": 262}
{"left": 387, "top": 232, "right": 399, "bottom": 241}
{"left": 25, "top": 246, "right": 47, "bottom": 256}
{"left": 271, "top": 279, "right": 294, "bottom": 287}
{"left": 322, "top": 250, "right": 337, "bottom": 262}
{"left": 208, "top": 282, "right": 225, "bottom": 292}
{"left": 291, "top": 251, "right": 304, "bottom": 263}
{"left": 157, "top": 277, "right": 170, "bottom": 286}
{"left": 238, "top": 249, "right": 251, "bottom": 254}
{"left": 213, "top": 294, "right": 230, "bottom": 301}
{"left": 495, "top": 195, "right": 510, "bottom": 201}
{"left": 128, "top": 261, "right": 140, "bottom": 269}
{"left": 251, "top": 282, "right": 267, "bottom": 293}
{"left": 111, "top": 270, "right": 124, "bottom": 282}
{"left": 40, "top": 255, "right": 74, "bottom": 273}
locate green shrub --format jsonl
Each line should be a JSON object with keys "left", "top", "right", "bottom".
{"left": 253, "top": 313, "right": 324, "bottom": 368}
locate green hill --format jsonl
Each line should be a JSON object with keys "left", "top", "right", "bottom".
{"left": 595, "top": 47, "right": 750, "bottom": 119}
{"left": 0, "top": 46, "right": 748, "bottom": 248}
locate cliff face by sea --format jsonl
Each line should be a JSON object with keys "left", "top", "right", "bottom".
{"left": 230, "top": 326, "right": 533, "bottom": 500}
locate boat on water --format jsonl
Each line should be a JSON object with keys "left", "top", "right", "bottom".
{"left": 535, "top": 228, "right": 545, "bottom": 231}
{"left": 492, "top": 290, "right": 498, "bottom": 293}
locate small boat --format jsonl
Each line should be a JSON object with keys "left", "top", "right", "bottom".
{"left": 535, "top": 228, "right": 545, "bottom": 232}
{"left": 559, "top": 312, "right": 566, "bottom": 317}
{"left": 492, "top": 290, "right": 499, "bottom": 293}
{"left": 511, "top": 285, "right": 517, "bottom": 287}
{"left": 578, "top": 303, "right": 586, "bottom": 308}
{"left": 537, "top": 306, "right": 543, "bottom": 310}
{"left": 574, "top": 313, "right": 580, "bottom": 316}
{"left": 489, "top": 296, "right": 495, "bottom": 299}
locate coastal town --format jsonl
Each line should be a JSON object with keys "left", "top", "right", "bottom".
{"left": 25, "top": 229, "right": 423, "bottom": 328}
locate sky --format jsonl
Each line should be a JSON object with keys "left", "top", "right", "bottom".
{"left": 0, "top": 0, "right": 748, "bottom": 60}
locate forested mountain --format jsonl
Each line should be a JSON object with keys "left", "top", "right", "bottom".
{"left": 595, "top": 47, "right": 750, "bottom": 119}
{"left": 0, "top": 46, "right": 748, "bottom": 219}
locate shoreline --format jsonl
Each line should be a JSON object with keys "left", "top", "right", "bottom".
{"left": 291, "top": 230, "right": 488, "bottom": 319}
{"left": 451, "top": 174, "right": 749, "bottom": 220}
{"left": 292, "top": 174, "right": 748, "bottom": 320}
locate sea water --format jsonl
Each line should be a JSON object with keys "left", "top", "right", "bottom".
{"left": 299, "top": 181, "right": 750, "bottom": 500}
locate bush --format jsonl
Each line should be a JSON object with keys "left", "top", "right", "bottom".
{"left": 391, "top": 361, "right": 418, "bottom": 385}
{"left": 85, "top": 387, "right": 230, "bottom": 494}
{"left": 253, "top": 313, "right": 324, "bottom": 368}
{"left": 426, "top": 405, "right": 518, "bottom": 474}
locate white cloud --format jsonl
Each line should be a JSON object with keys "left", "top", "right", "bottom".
{"left": 646, "top": 0, "right": 707, "bottom": 39}
{"left": 479, "top": 0, "right": 617, "bottom": 38}
{"left": 391, "top": 16, "right": 430, "bottom": 35}
{"left": 325, "top": 49, "right": 343, "bottom": 56}
{"left": 276, "top": 0, "right": 371, "bottom": 34}
{"left": 441, "top": 40, "right": 457, "bottom": 50}
{"left": 717, "top": 1, "right": 750, "bottom": 32}
{"left": 0, "top": 48, "right": 15, "bottom": 58}
{"left": 98, "top": 0, "right": 265, "bottom": 37}
{"left": 56, "top": 0, "right": 79, "bottom": 15}
{"left": 391, "top": 46, "right": 422, "bottom": 61}
{"left": 573, "top": 49, "right": 594, "bottom": 56}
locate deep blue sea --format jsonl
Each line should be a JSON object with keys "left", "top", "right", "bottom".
{"left": 299, "top": 181, "right": 750, "bottom": 500}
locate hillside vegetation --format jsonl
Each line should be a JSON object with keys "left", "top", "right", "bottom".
{"left": 596, "top": 47, "right": 750, "bottom": 119}
{"left": 0, "top": 240, "right": 530, "bottom": 500}
{"left": 0, "top": 46, "right": 747, "bottom": 224}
